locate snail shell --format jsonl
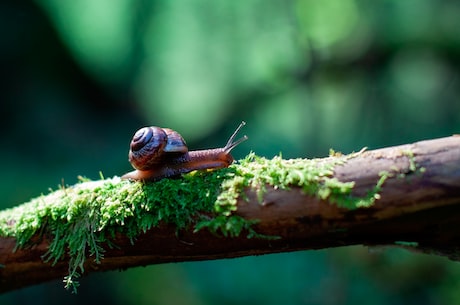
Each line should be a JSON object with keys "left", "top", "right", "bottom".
{"left": 128, "top": 127, "right": 187, "bottom": 170}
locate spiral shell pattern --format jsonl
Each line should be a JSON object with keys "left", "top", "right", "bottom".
{"left": 128, "top": 126, "right": 189, "bottom": 170}
{"left": 128, "top": 127, "right": 168, "bottom": 170}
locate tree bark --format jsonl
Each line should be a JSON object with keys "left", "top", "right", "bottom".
{"left": 1, "top": 136, "right": 460, "bottom": 293}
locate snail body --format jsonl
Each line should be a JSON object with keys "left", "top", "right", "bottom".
{"left": 122, "top": 121, "right": 247, "bottom": 181}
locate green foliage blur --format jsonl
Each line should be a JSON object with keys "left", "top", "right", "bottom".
{"left": 1, "top": 0, "right": 460, "bottom": 304}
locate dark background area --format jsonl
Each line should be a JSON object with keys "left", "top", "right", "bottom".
{"left": 1, "top": 0, "right": 460, "bottom": 304}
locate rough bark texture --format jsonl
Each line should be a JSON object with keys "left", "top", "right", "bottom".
{"left": 1, "top": 136, "right": 460, "bottom": 293}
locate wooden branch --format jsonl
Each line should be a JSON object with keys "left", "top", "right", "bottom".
{"left": 1, "top": 136, "right": 460, "bottom": 293}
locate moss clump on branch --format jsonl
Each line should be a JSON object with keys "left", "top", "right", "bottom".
{"left": 0, "top": 151, "right": 385, "bottom": 292}
{"left": 0, "top": 171, "right": 229, "bottom": 292}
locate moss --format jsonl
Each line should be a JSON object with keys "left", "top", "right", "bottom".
{"left": 401, "top": 149, "right": 426, "bottom": 175}
{"left": 395, "top": 241, "right": 419, "bottom": 247}
{"left": 0, "top": 150, "right": 407, "bottom": 291}
{"left": 233, "top": 153, "right": 358, "bottom": 208}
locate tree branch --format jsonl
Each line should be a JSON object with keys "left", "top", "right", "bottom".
{"left": 1, "top": 136, "right": 460, "bottom": 293}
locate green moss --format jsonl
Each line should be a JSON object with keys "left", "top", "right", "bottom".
{"left": 402, "top": 149, "right": 417, "bottom": 172}
{"left": 0, "top": 172, "right": 229, "bottom": 292}
{"left": 234, "top": 153, "right": 357, "bottom": 208}
{"left": 395, "top": 241, "right": 419, "bottom": 247}
{"left": 0, "top": 150, "right": 412, "bottom": 292}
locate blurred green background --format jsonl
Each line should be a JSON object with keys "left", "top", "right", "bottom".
{"left": 1, "top": 0, "right": 460, "bottom": 304}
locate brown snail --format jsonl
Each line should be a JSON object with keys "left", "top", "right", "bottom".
{"left": 122, "top": 121, "right": 248, "bottom": 181}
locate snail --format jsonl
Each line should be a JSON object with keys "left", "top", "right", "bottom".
{"left": 122, "top": 121, "right": 248, "bottom": 181}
